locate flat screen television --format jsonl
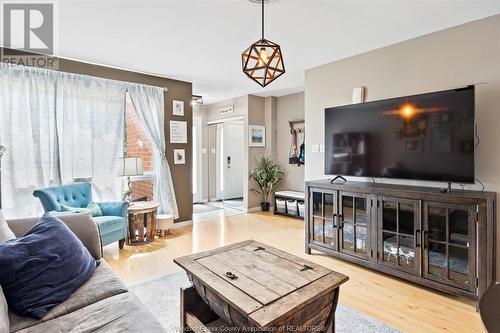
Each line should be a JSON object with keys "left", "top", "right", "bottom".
{"left": 324, "top": 86, "right": 475, "bottom": 183}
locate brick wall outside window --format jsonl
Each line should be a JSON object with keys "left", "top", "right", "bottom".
{"left": 126, "top": 94, "right": 154, "bottom": 201}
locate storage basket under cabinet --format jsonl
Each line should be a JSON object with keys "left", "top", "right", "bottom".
{"left": 274, "top": 190, "right": 305, "bottom": 219}
{"left": 286, "top": 199, "right": 298, "bottom": 215}
{"left": 276, "top": 198, "right": 286, "bottom": 213}
{"left": 298, "top": 201, "right": 305, "bottom": 217}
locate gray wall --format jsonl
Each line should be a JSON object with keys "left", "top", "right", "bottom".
{"left": 277, "top": 92, "right": 305, "bottom": 192}
{"left": 304, "top": 14, "right": 500, "bottom": 275}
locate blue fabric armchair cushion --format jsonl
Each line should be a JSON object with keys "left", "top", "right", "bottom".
{"left": 33, "top": 183, "right": 128, "bottom": 247}
{"left": 98, "top": 202, "right": 128, "bottom": 218}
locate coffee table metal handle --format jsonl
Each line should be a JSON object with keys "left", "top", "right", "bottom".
{"left": 225, "top": 272, "right": 238, "bottom": 280}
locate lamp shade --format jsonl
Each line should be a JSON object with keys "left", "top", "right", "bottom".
{"left": 118, "top": 157, "right": 144, "bottom": 177}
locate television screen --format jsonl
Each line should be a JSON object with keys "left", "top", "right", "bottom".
{"left": 324, "top": 86, "right": 475, "bottom": 183}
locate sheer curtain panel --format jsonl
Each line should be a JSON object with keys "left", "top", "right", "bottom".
{"left": 128, "top": 84, "right": 179, "bottom": 218}
{"left": 56, "top": 73, "right": 127, "bottom": 201}
{"left": 0, "top": 65, "right": 59, "bottom": 218}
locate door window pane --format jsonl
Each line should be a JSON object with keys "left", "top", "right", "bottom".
{"left": 449, "top": 245, "right": 469, "bottom": 284}
{"left": 382, "top": 201, "right": 397, "bottom": 232}
{"left": 355, "top": 198, "right": 367, "bottom": 225}
{"left": 313, "top": 217, "right": 323, "bottom": 242}
{"left": 399, "top": 203, "right": 414, "bottom": 235}
{"left": 324, "top": 194, "right": 334, "bottom": 219}
{"left": 383, "top": 232, "right": 398, "bottom": 265}
{"left": 428, "top": 241, "right": 447, "bottom": 279}
{"left": 342, "top": 223, "right": 354, "bottom": 251}
{"left": 399, "top": 235, "right": 415, "bottom": 269}
{"left": 428, "top": 207, "right": 446, "bottom": 241}
{"left": 324, "top": 219, "right": 335, "bottom": 247}
{"left": 342, "top": 196, "right": 354, "bottom": 222}
{"left": 449, "top": 209, "right": 469, "bottom": 246}
{"left": 313, "top": 192, "right": 323, "bottom": 216}
{"left": 355, "top": 226, "right": 367, "bottom": 254}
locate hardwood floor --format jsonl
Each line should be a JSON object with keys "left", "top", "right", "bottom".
{"left": 103, "top": 211, "right": 483, "bottom": 333}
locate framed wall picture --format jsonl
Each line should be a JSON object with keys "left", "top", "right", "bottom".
{"left": 173, "top": 100, "right": 184, "bottom": 116}
{"left": 174, "top": 149, "right": 186, "bottom": 165}
{"left": 170, "top": 121, "right": 188, "bottom": 143}
{"left": 249, "top": 125, "right": 265, "bottom": 147}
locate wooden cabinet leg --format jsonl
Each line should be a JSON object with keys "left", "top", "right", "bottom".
{"left": 119, "top": 239, "right": 125, "bottom": 249}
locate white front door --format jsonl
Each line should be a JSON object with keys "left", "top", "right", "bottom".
{"left": 224, "top": 122, "right": 244, "bottom": 200}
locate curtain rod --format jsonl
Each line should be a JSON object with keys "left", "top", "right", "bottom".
{"left": 0, "top": 62, "right": 169, "bottom": 92}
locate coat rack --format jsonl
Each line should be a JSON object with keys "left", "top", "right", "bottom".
{"left": 289, "top": 119, "right": 305, "bottom": 134}
{"left": 288, "top": 120, "right": 305, "bottom": 166}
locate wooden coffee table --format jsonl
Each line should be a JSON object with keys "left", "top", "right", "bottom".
{"left": 174, "top": 240, "right": 348, "bottom": 332}
{"left": 126, "top": 201, "right": 159, "bottom": 245}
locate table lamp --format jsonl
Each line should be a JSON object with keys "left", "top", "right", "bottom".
{"left": 118, "top": 156, "right": 143, "bottom": 203}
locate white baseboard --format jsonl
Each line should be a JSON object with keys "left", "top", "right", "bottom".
{"left": 246, "top": 206, "right": 267, "bottom": 213}
{"left": 172, "top": 220, "right": 193, "bottom": 228}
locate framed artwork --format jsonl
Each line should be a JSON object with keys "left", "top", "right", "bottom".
{"left": 174, "top": 149, "right": 186, "bottom": 165}
{"left": 173, "top": 100, "right": 184, "bottom": 116}
{"left": 249, "top": 125, "right": 265, "bottom": 147}
{"left": 170, "top": 121, "right": 188, "bottom": 143}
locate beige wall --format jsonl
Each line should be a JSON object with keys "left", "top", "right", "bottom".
{"left": 248, "top": 95, "right": 267, "bottom": 208}
{"left": 305, "top": 14, "right": 500, "bottom": 275}
{"left": 277, "top": 92, "right": 305, "bottom": 192}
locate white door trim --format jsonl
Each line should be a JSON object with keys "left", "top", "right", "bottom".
{"left": 192, "top": 116, "right": 203, "bottom": 203}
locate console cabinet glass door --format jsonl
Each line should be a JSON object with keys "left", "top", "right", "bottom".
{"left": 310, "top": 190, "right": 337, "bottom": 250}
{"left": 378, "top": 197, "right": 420, "bottom": 275}
{"left": 339, "top": 192, "right": 369, "bottom": 259}
{"left": 423, "top": 202, "right": 476, "bottom": 292}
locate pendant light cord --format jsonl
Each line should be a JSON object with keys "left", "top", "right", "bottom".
{"left": 262, "top": 0, "right": 265, "bottom": 39}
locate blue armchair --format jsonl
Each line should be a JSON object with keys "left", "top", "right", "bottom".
{"left": 33, "top": 183, "right": 128, "bottom": 249}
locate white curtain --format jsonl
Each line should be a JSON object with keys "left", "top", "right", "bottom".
{"left": 56, "top": 73, "right": 127, "bottom": 201}
{"left": 128, "top": 84, "right": 179, "bottom": 218}
{"left": 0, "top": 65, "right": 59, "bottom": 218}
{"left": 0, "top": 64, "right": 177, "bottom": 219}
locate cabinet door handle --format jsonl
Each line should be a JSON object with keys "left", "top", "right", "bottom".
{"left": 415, "top": 229, "right": 420, "bottom": 248}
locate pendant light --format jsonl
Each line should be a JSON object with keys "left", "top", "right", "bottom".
{"left": 241, "top": 0, "right": 285, "bottom": 87}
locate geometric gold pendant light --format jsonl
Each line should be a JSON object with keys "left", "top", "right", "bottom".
{"left": 242, "top": 0, "right": 285, "bottom": 87}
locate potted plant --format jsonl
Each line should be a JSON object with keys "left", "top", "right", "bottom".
{"left": 249, "top": 156, "right": 284, "bottom": 211}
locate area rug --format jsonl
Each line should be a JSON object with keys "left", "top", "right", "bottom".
{"left": 130, "top": 272, "right": 401, "bottom": 333}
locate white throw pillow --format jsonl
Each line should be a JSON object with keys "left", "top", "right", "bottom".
{"left": 0, "top": 210, "right": 15, "bottom": 244}
{"left": 0, "top": 286, "right": 9, "bottom": 333}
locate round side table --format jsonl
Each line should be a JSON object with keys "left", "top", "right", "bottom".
{"left": 126, "top": 201, "right": 159, "bottom": 245}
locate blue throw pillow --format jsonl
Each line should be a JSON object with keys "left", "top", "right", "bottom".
{"left": 0, "top": 214, "right": 98, "bottom": 319}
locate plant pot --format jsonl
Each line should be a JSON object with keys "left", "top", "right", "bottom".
{"left": 261, "top": 202, "right": 270, "bottom": 211}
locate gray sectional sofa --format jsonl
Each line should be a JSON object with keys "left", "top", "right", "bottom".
{"left": 4, "top": 213, "right": 165, "bottom": 333}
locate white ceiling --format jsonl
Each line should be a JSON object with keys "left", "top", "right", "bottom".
{"left": 8, "top": 0, "right": 500, "bottom": 103}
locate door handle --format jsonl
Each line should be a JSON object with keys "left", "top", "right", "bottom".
{"left": 415, "top": 229, "right": 420, "bottom": 248}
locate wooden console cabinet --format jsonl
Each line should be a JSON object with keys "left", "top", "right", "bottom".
{"left": 305, "top": 179, "right": 496, "bottom": 301}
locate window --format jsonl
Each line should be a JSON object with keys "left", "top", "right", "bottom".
{"left": 125, "top": 93, "right": 155, "bottom": 201}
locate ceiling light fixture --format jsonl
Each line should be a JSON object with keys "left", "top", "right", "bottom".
{"left": 191, "top": 95, "right": 204, "bottom": 106}
{"left": 241, "top": 0, "right": 285, "bottom": 87}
